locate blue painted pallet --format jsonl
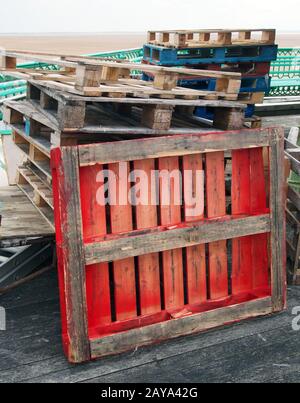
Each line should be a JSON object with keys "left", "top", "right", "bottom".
{"left": 143, "top": 73, "right": 271, "bottom": 94}
{"left": 143, "top": 44, "right": 278, "bottom": 66}
{"left": 195, "top": 104, "right": 255, "bottom": 120}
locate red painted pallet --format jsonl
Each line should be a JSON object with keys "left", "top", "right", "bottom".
{"left": 51, "top": 127, "right": 286, "bottom": 363}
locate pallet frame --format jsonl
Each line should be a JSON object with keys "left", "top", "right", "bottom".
{"left": 147, "top": 29, "right": 276, "bottom": 48}
{"left": 0, "top": 49, "right": 241, "bottom": 97}
{"left": 285, "top": 138, "right": 300, "bottom": 285}
{"left": 143, "top": 44, "right": 279, "bottom": 67}
{"left": 4, "top": 84, "right": 246, "bottom": 132}
{"left": 51, "top": 127, "right": 286, "bottom": 363}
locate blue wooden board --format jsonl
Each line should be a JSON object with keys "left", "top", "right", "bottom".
{"left": 143, "top": 44, "right": 278, "bottom": 66}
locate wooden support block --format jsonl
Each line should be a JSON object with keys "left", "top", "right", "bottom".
{"left": 239, "top": 31, "right": 252, "bottom": 41}
{"left": 27, "top": 82, "right": 41, "bottom": 102}
{"left": 75, "top": 64, "right": 102, "bottom": 89}
{"left": 199, "top": 32, "right": 211, "bottom": 42}
{"left": 29, "top": 144, "right": 47, "bottom": 162}
{"left": 33, "top": 190, "right": 47, "bottom": 207}
{"left": 153, "top": 72, "right": 179, "bottom": 90}
{"left": 213, "top": 108, "right": 244, "bottom": 130}
{"left": 12, "top": 131, "right": 27, "bottom": 145}
{"left": 218, "top": 32, "right": 232, "bottom": 45}
{"left": 57, "top": 101, "right": 86, "bottom": 129}
{"left": 0, "top": 56, "right": 16, "bottom": 69}
{"left": 141, "top": 105, "right": 173, "bottom": 130}
{"left": 3, "top": 107, "right": 23, "bottom": 125}
{"left": 251, "top": 117, "right": 262, "bottom": 129}
{"left": 159, "top": 33, "right": 170, "bottom": 43}
{"left": 16, "top": 170, "right": 28, "bottom": 185}
{"left": 175, "top": 33, "right": 187, "bottom": 47}
{"left": 148, "top": 31, "right": 156, "bottom": 42}
{"left": 262, "top": 30, "right": 276, "bottom": 44}
{"left": 28, "top": 118, "right": 41, "bottom": 137}
{"left": 215, "top": 78, "right": 241, "bottom": 95}
{"left": 40, "top": 91, "right": 57, "bottom": 110}
{"left": 100, "top": 66, "right": 122, "bottom": 81}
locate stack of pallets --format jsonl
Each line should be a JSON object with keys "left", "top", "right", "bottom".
{"left": 1, "top": 50, "right": 246, "bottom": 227}
{"left": 143, "top": 29, "right": 278, "bottom": 121}
{"left": 0, "top": 49, "right": 286, "bottom": 364}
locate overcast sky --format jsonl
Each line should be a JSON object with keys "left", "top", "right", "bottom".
{"left": 1, "top": 0, "right": 299, "bottom": 33}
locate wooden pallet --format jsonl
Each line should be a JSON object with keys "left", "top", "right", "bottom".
{"left": 0, "top": 186, "right": 54, "bottom": 248}
{"left": 238, "top": 91, "right": 265, "bottom": 105}
{"left": 147, "top": 29, "right": 276, "bottom": 48}
{"left": 285, "top": 137, "right": 300, "bottom": 285}
{"left": 4, "top": 100, "right": 228, "bottom": 154}
{"left": 0, "top": 50, "right": 241, "bottom": 99}
{"left": 11, "top": 125, "right": 51, "bottom": 180}
{"left": 51, "top": 127, "right": 285, "bottom": 363}
{"left": 4, "top": 83, "right": 246, "bottom": 131}
{"left": 16, "top": 164, "right": 54, "bottom": 229}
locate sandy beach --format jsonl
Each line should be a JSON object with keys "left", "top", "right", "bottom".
{"left": 0, "top": 32, "right": 299, "bottom": 55}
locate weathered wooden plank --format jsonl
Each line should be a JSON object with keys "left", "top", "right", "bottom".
{"left": 108, "top": 162, "right": 137, "bottom": 321}
{"left": 183, "top": 154, "right": 207, "bottom": 304}
{"left": 51, "top": 147, "right": 90, "bottom": 363}
{"left": 133, "top": 159, "right": 161, "bottom": 315}
{"left": 79, "top": 129, "right": 274, "bottom": 166}
{"left": 206, "top": 151, "right": 228, "bottom": 299}
{"left": 159, "top": 157, "right": 184, "bottom": 310}
{"left": 79, "top": 165, "right": 111, "bottom": 329}
{"left": 269, "top": 128, "right": 286, "bottom": 312}
{"left": 90, "top": 297, "right": 273, "bottom": 360}
{"left": 84, "top": 215, "right": 271, "bottom": 265}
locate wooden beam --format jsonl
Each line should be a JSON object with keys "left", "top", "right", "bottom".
{"left": 53, "top": 147, "right": 90, "bottom": 363}
{"left": 90, "top": 297, "right": 272, "bottom": 359}
{"left": 84, "top": 214, "right": 271, "bottom": 265}
{"left": 78, "top": 129, "right": 275, "bottom": 166}
{"left": 269, "top": 128, "right": 286, "bottom": 312}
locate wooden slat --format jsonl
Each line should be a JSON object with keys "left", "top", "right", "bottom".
{"left": 108, "top": 162, "right": 137, "bottom": 321}
{"left": 84, "top": 215, "right": 271, "bottom": 265}
{"left": 133, "top": 159, "right": 161, "bottom": 315}
{"left": 183, "top": 154, "right": 207, "bottom": 304}
{"left": 79, "top": 165, "right": 111, "bottom": 330}
{"left": 249, "top": 148, "right": 269, "bottom": 289}
{"left": 51, "top": 147, "right": 90, "bottom": 363}
{"left": 90, "top": 297, "right": 272, "bottom": 359}
{"left": 231, "top": 149, "right": 253, "bottom": 293}
{"left": 79, "top": 129, "right": 274, "bottom": 166}
{"left": 159, "top": 157, "right": 184, "bottom": 310}
{"left": 269, "top": 128, "right": 286, "bottom": 312}
{"left": 206, "top": 151, "right": 228, "bottom": 299}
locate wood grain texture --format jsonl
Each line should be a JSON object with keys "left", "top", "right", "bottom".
{"left": 206, "top": 151, "right": 228, "bottom": 300}
{"left": 269, "top": 128, "right": 286, "bottom": 312}
{"left": 51, "top": 147, "right": 90, "bottom": 363}
{"left": 90, "top": 297, "right": 272, "bottom": 360}
{"left": 134, "top": 159, "right": 161, "bottom": 315}
{"left": 85, "top": 215, "right": 271, "bottom": 265}
{"left": 79, "top": 129, "right": 274, "bottom": 166}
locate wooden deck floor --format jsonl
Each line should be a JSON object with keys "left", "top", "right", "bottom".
{"left": 0, "top": 268, "right": 299, "bottom": 383}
